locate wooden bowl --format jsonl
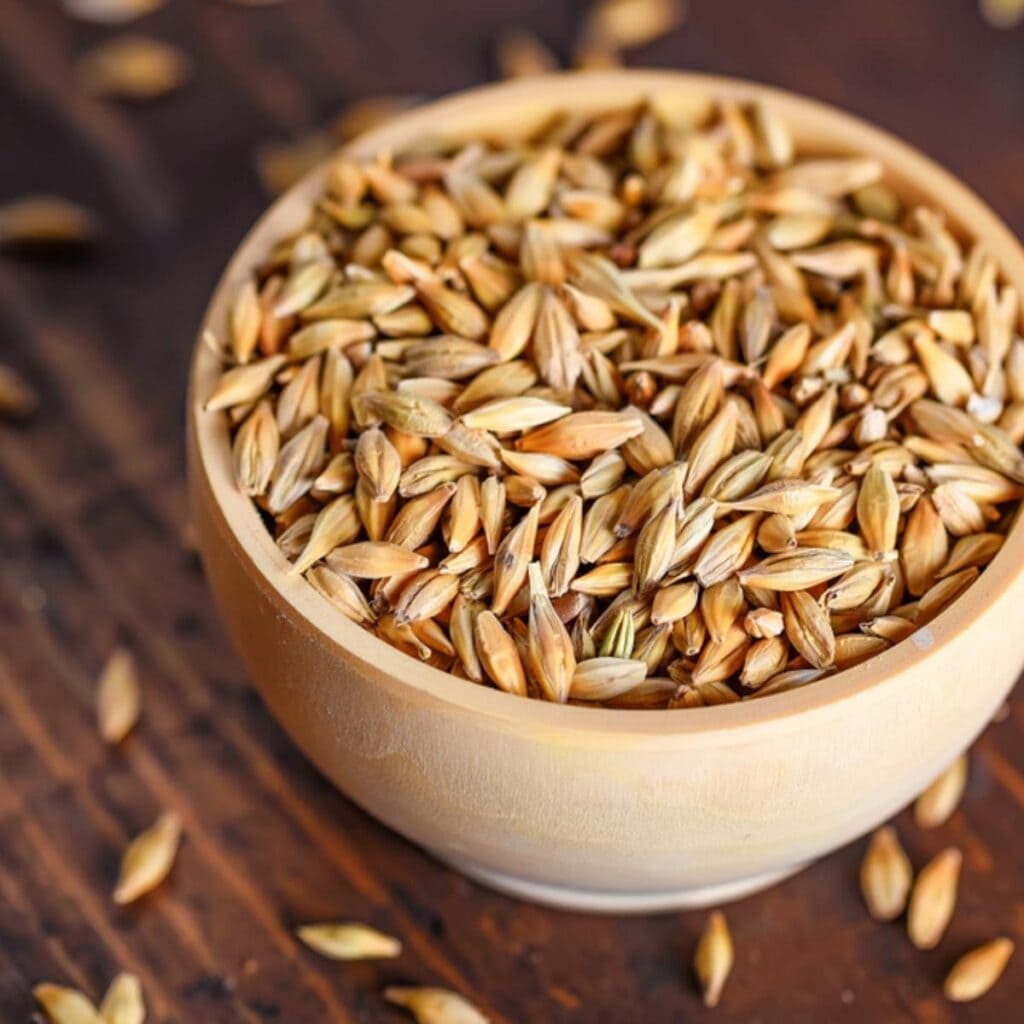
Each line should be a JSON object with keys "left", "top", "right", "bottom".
{"left": 187, "top": 70, "right": 1024, "bottom": 912}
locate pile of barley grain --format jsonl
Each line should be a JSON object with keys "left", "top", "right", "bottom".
{"left": 206, "top": 99, "right": 1024, "bottom": 708}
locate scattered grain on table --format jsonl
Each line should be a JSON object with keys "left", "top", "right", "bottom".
{"left": 914, "top": 753, "right": 968, "bottom": 828}
{"left": 944, "top": 937, "right": 1015, "bottom": 1002}
{"left": 0, "top": 196, "right": 98, "bottom": 251}
{"left": 907, "top": 847, "right": 962, "bottom": 949}
{"left": 693, "top": 909, "right": 734, "bottom": 1008}
{"left": 860, "top": 825, "right": 913, "bottom": 921}
{"left": 384, "top": 986, "right": 490, "bottom": 1023}
{"left": 295, "top": 922, "right": 402, "bottom": 960}
{"left": 113, "top": 811, "right": 182, "bottom": 905}
{"left": 76, "top": 36, "right": 192, "bottom": 101}
{"left": 96, "top": 647, "right": 142, "bottom": 744}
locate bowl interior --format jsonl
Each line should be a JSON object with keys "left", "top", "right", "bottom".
{"left": 190, "top": 70, "right": 1024, "bottom": 735}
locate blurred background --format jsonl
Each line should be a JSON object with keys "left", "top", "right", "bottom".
{"left": 1, "top": 2, "right": 1023, "bottom": 1022}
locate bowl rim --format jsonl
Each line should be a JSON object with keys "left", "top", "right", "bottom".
{"left": 189, "top": 68, "right": 1024, "bottom": 737}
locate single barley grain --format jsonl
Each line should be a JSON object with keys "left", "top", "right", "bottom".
{"left": 914, "top": 754, "right": 968, "bottom": 828}
{"left": 981, "top": 0, "right": 1024, "bottom": 30}
{"left": 907, "top": 847, "right": 962, "bottom": 950}
{"left": 296, "top": 922, "right": 402, "bottom": 960}
{"left": 860, "top": 825, "right": 913, "bottom": 921}
{"left": 384, "top": 986, "right": 490, "bottom": 1023}
{"left": 96, "top": 647, "right": 142, "bottom": 744}
{"left": 496, "top": 30, "right": 559, "bottom": 79}
{"left": 944, "top": 937, "right": 1015, "bottom": 1002}
{"left": 98, "top": 973, "right": 145, "bottom": 1024}
{"left": 693, "top": 909, "right": 734, "bottom": 1008}
{"left": 76, "top": 36, "right": 192, "bottom": 100}
{"left": 583, "top": 0, "right": 687, "bottom": 51}
{"left": 113, "top": 811, "right": 182, "bottom": 905}
{"left": 0, "top": 196, "right": 97, "bottom": 251}
{"left": 33, "top": 984, "right": 102, "bottom": 1024}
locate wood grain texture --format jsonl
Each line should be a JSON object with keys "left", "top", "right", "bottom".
{"left": 0, "top": 1, "right": 1021, "bottom": 1021}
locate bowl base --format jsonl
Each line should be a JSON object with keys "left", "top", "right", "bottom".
{"left": 439, "top": 855, "right": 809, "bottom": 914}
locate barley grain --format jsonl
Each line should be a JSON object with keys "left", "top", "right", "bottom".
{"left": 113, "top": 811, "right": 182, "bottom": 905}
{"left": 693, "top": 910, "right": 734, "bottom": 1008}
{"left": 915, "top": 754, "right": 969, "bottom": 829}
{"left": 944, "top": 937, "right": 1015, "bottom": 1002}
{"left": 33, "top": 984, "right": 102, "bottom": 1024}
{"left": 860, "top": 825, "right": 913, "bottom": 921}
{"left": 384, "top": 986, "right": 489, "bottom": 1024}
{"left": 96, "top": 647, "right": 142, "bottom": 744}
{"left": 296, "top": 922, "right": 401, "bottom": 960}
{"left": 77, "top": 35, "right": 191, "bottom": 100}
{"left": 907, "top": 847, "right": 962, "bottom": 949}
{"left": 98, "top": 973, "right": 145, "bottom": 1024}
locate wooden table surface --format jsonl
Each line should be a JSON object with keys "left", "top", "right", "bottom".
{"left": 2, "top": 1, "right": 1023, "bottom": 1020}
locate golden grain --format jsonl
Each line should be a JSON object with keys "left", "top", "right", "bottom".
{"left": 860, "top": 826, "right": 913, "bottom": 921}
{"left": 96, "top": 647, "right": 142, "bottom": 744}
{"left": 113, "top": 811, "right": 182, "bottom": 905}
{"left": 384, "top": 986, "right": 489, "bottom": 1024}
{"left": 0, "top": 196, "right": 98, "bottom": 251}
{"left": 77, "top": 35, "right": 191, "bottom": 100}
{"left": 738, "top": 547, "right": 854, "bottom": 591}
{"left": 944, "top": 937, "right": 1015, "bottom": 1002}
{"left": 914, "top": 754, "right": 969, "bottom": 829}
{"left": 33, "top": 984, "right": 103, "bottom": 1024}
{"left": 907, "top": 847, "right": 962, "bottom": 950}
{"left": 693, "top": 910, "right": 734, "bottom": 1008}
{"left": 496, "top": 30, "right": 559, "bottom": 79}
{"left": 327, "top": 541, "right": 428, "bottom": 579}
{"left": 527, "top": 562, "right": 576, "bottom": 702}
{"left": 585, "top": 0, "right": 686, "bottom": 50}
{"left": 296, "top": 922, "right": 401, "bottom": 960}
{"left": 98, "top": 973, "right": 145, "bottom": 1024}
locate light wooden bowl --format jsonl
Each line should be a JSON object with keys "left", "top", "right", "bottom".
{"left": 187, "top": 71, "right": 1024, "bottom": 912}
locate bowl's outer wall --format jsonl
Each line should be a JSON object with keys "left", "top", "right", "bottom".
{"left": 188, "top": 72, "right": 1024, "bottom": 901}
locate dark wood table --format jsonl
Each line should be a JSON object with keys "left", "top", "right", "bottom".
{"left": 1, "top": 1, "right": 1022, "bottom": 1020}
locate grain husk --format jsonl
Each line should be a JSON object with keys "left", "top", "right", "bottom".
{"left": 113, "top": 811, "right": 182, "bottom": 905}
{"left": 907, "top": 847, "right": 962, "bottom": 950}
{"left": 693, "top": 910, "right": 734, "bottom": 1008}
{"left": 296, "top": 922, "right": 402, "bottom": 960}
{"left": 860, "top": 825, "right": 913, "bottom": 921}
{"left": 914, "top": 754, "right": 968, "bottom": 828}
{"left": 944, "top": 938, "right": 1015, "bottom": 1002}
